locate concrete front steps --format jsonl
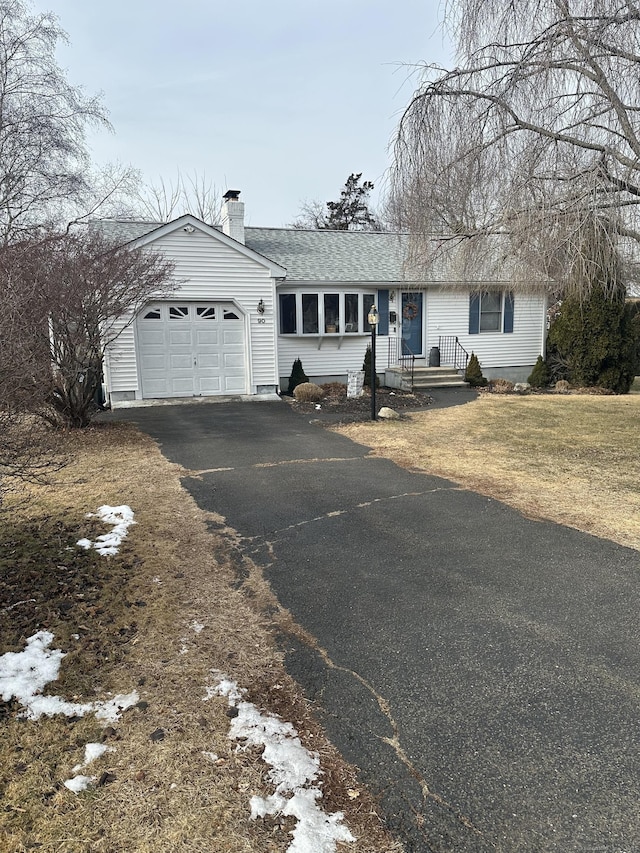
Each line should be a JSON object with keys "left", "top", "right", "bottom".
{"left": 385, "top": 366, "right": 469, "bottom": 391}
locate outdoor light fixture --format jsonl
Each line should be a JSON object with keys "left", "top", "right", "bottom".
{"left": 183, "top": 224, "right": 195, "bottom": 234}
{"left": 257, "top": 299, "right": 265, "bottom": 314}
{"left": 368, "top": 305, "right": 379, "bottom": 420}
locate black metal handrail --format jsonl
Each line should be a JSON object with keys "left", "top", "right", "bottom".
{"left": 438, "top": 336, "right": 469, "bottom": 372}
{"left": 387, "top": 335, "right": 415, "bottom": 389}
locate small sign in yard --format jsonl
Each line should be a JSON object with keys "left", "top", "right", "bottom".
{"left": 347, "top": 370, "right": 365, "bottom": 398}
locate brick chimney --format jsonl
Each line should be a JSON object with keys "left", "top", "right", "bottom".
{"left": 221, "top": 189, "right": 245, "bottom": 244}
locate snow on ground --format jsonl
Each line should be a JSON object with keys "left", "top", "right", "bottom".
{"left": 64, "top": 743, "right": 115, "bottom": 792}
{"left": 77, "top": 505, "right": 136, "bottom": 556}
{"left": 210, "top": 676, "right": 355, "bottom": 853}
{"left": 0, "top": 631, "right": 139, "bottom": 722}
{"left": 1, "top": 632, "right": 138, "bottom": 794}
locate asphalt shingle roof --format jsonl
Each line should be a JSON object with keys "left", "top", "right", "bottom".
{"left": 89, "top": 218, "right": 522, "bottom": 285}
{"left": 244, "top": 228, "right": 409, "bottom": 282}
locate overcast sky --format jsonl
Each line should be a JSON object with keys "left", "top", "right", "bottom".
{"left": 39, "top": 1, "right": 451, "bottom": 226}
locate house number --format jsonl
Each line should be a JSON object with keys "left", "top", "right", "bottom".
{"left": 257, "top": 317, "right": 266, "bottom": 324}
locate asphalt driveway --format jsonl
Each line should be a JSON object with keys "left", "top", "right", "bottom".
{"left": 109, "top": 399, "right": 640, "bottom": 853}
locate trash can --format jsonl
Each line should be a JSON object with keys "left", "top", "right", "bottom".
{"left": 429, "top": 346, "right": 440, "bottom": 367}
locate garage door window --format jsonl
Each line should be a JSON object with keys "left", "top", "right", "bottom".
{"left": 169, "top": 306, "right": 189, "bottom": 319}
{"left": 197, "top": 306, "right": 216, "bottom": 319}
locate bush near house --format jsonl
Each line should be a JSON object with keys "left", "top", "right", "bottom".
{"left": 293, "top": 382, "right": 325, "bottom": 402}
{"left": 465, "top": 352, "right": 488, "bottom": 387}
{"left": 362, "top": 345, "right": 380, "bottom": 387}
{"left": 287, "top": 358, "right": 309, "bottom": 395}
{"left": 528, "top": 355, "right": 550, "bottom": 388}
{"left": 546, "top": 284, "right": 637, "bottom": 393}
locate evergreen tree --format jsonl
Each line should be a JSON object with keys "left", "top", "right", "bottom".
{"left": 287, "top": 358, "right": 308, "bottom": 395}
{"left": 465, "top": 352, "right": 487, "bottom": 387}
{"left": 546, "top": 285, "right": 636, "bottom": 393}
{"left": 362, "top": 345, "right": 379, "bottom": 387}
{"left": 527, "top": 355, "right": 550, "bottom": 388}
{"left": 292, "top": 174, "right": 382, "bottom": 231}
{"left": 324, "top": 173, "right": 382, "bottom": 231}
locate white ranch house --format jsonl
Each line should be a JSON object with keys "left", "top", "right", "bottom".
{"left": 98, "top": 191, "right": 548, "bottom": 406}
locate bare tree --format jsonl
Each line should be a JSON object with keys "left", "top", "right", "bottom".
{"left": 290, "top": 198, "right": 328, "bottom": 230}
{"left": 392, "top": 0, "right": 640, "bottom": 294}
{"left": 0, "top": 231, "right": 174, "bottom": 429}
{"left": 0, "top": 0, "right": 110, "bottom": 243}
{"left": 135, "top": 170, "right": 221, "bottom": 224}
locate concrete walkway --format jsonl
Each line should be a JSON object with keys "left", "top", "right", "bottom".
{"left": 109, "top": 399, "right": 640, "bottom": 853}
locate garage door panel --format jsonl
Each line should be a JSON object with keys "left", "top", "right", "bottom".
{"left": 138, "top": 329, "right": 165, "bottom": 347}
{"left": 223, "top": 352, "right": 245, "bottom": 368}
{"left": 169, "top": 353, "right": 194, "bottom": 370}
{"left": 223, "top": 375, "right": 246, "bottom": 392}
{"left": 171, "top": 378, "right": 196, "bottom": 392}
{"left": 222, "top": 328, "right": 243, "bottom": 345}
{"left": 168, "top": 329, "right": 192, "bottom": 346}
{"left": 197, "top": 354, "right": 221, "bottom": 369}
{"left": 195, "top": 328, "right": 220, "bottom": 346}
{"left": 198, "top": 376, "right": 222, "bottom": 393}
{"left": 137, "top": 302, "right": 247, "bottom": 398}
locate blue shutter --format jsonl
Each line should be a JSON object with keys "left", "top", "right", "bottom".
{"left": 503, "top": 292, "right": 514, "bottom": 333}
{"left": 377, "top": 289, "right": 389, "bottom": 336}
{"left": 469, "top": 293, "right": 480, "bottom": 334}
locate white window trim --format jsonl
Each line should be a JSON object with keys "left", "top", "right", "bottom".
{"left": 278, "top": 290, "right": 376, "bottom": 336}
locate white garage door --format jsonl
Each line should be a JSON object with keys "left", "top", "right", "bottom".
{"left": 136, "top": 302, "right": 247, "bottom": 398}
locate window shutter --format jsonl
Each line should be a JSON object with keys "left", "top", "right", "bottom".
{"left": 503, "top": 292, "right": 514, "bottom": 333}
{"left": 469, "top": 293, "right": 480, "bottom": 334}
{"left": 377, "top": 289, "right": 389, "bottom": 336}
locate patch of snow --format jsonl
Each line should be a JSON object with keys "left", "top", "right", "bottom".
{"left": 95, "top": 691, "right": 140, "bottom": 722}
{"left": 0, "top": 632, "right": 138, "bottom": 722}
{"left": 202, "top": 751, "right": 218, "bottom": 762}
{"left": 211, "top": 675, "right": 355, "bottom": 852}
{"left": 72, "top": 742, "right": 113, "bottom": 773}
{"left": 77, "top": 505, "right": 136, "bottom": 557}
{"left": 64, "top": 775, "right": 94, "bottom": 793}
{"left": 190, "top": 620, "right": 205, "bottom": 634}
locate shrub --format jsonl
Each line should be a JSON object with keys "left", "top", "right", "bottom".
{"left": 546, "top": 284, "right": 636, "bottom": 393}
{"left": 362, "top": 345, "right": 380, "bottom": 387}
{"left": 287, "top": 358, "right": 309, "bottom": 395}
{"left": 465, "top": 352, "right": 488, "bottom": 387}
{"left": 490, "top": 378, "right": 515, "bottom": 393}
{"left": 293, "top": 382, "right": 325, "bottom": 402}
{"left": 527, "top": 355, "right": 550, "bottom": 388}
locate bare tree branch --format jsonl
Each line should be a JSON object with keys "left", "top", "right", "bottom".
{"left": 393, "top": 0, "right": 640, "bottom": 295}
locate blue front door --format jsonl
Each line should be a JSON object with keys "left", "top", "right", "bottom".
{"left": 401, "top": 292, "right": 423, "bottom": 356}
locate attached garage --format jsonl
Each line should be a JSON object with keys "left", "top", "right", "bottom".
{"left": 136, "top": 301, "right": 247, "bottom": 398}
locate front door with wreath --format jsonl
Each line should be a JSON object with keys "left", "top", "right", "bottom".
{"left": 401, "top": 291, "right": 424, "bottom": 357}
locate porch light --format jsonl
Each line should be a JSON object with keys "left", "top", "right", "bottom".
{"left": 368, "top": 305, "right": 379, "bottom": 420}
{"left": 257, "top": 299, "right": 265, "bottom": 314}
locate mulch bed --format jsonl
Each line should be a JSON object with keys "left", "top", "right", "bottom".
{"left": 282, "top": 383, "right": 433, "bottom": 423}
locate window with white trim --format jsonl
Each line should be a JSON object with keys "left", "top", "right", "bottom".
{"left": 278, "top": 291, "right": 377, "bottom": 335}
{"left": 469, "top": 291, "right": 514, "bottom": 334}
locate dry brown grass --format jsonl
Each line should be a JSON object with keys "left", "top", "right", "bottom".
{"left": 1, "top": 423, "right": 401, "bottom": 853}
{"left": 336, "top": 393, "right": 640, "bottom": 551}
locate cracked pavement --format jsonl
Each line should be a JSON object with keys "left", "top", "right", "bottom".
{"left": 109, "top": 399, "right": 640, "bottom": 853}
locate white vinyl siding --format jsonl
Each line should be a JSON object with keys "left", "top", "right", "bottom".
{"left": 426, "top": 289, "right": 546, "bottom": 367}
{"left": 104, "top": 226, "right": 278, "bottom": 400}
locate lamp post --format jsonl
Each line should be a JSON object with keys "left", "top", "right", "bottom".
{"left": 367, "top": 305, "right": 379, "bottom": 421}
